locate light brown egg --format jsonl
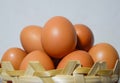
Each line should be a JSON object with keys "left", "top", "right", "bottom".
{"left": 20, "top": 25, "right": 44, "bottom": 53}
{"left": 88, "top": 42, "right": 119, "bottom": 69}
{"left": 1, "top": 47, "right": 27, "bottom": 70}
{"left": 19, "top": 50, "right": 55, "bottom": 70}
{"left": 41, "top": 16, "right": 77, "bottom": 59}
{"left": 57, "top": 50, "right": 94, "bottom": 69}
{"left": 74, "top": 24, "right": 94, "bottom": 51}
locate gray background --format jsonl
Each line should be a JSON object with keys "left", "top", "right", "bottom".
{"left": 0, "top": 0, "right": 120, "bottom": 59}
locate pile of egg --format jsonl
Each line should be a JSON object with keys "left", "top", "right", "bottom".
{"left": 1, "top": 16, "right": 119, "bottom": 70}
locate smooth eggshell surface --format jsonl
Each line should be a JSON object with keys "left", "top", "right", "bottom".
{"left": 57, "top": 50, "right": 94, "bottom": 69}
{"left": 41, "top": 16, "right": 77, "bottom": 59}
{"left": 1, "top": 47, "right": 27, "bottom": 70}
{"left": 88, "top": 43, "right": 119, "bottom": 69}
{"left": 74, "top": 24, "right": 94, "bottom": 51}
{"left": 19, "top": 50, "right": 55, "bottom": 70}
{"left": 20, "top": 25, "right": 44, "bottom": 53}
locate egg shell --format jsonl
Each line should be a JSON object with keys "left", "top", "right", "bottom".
{"left": 1, "top": 47, "right": 27, "bottom": 70}
{"left": 88, "top": 42, "right": 119, "bottom": 69}
{"left": 20, "top": 25, "right": 44, "bottom": 53}
{"left": 41, "top": 16, "right": 77, "bottom": 59}
{"left": 74, "top": 24, "right": 94, "bottom": 51}
{"left": 19, "top": 50, "right": 55, "bottom": 70}
{"left": 57, "top": 50, "right": 94, "bottom": 69}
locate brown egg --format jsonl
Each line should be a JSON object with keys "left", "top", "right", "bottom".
{"left": 57, "top": 50, "right": 94, "bottom": 69}
{"left": 41, "top": 16, "right": 77, "bottom": 59}
{"left": 20, "top": 25, "right": 44, "bottom": 53}
{"left": 74, "top": 24, "right": 94, "bottom": 51}
{"left": 19, "top": 50, "right": 55, "bottom": 70}
{"left": 88, "top": 42, "right": 119, "bottom": 69}
{"left": 1, "top": 47, "right": 27, "bottom": 70}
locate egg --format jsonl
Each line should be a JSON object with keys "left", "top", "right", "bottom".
{"left": 74, "top": 24, "right": 94, "bottom": 51}
{"left": 19, "top": 50, "right": 55, "bottom": 70}
{"left": 41, "top": 16, "right": 77, "bottom": 59}
{"left": 57, "top": 50, "right": 94, "bottom": 69}
{"left": 88, "top": 42, "right": 119, "bottom": 69}
{"left": 20, "top": 25, "right": 44, "bottom": 53}
{"left": 1, "top": 47, "right": 27, "bottom": 70}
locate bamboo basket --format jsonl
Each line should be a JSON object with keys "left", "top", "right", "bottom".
{"left": 0, "top": 59, "right": 119, "bottom": 83}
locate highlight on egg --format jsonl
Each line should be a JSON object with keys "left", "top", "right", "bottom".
{"left": 20, "top": 25, "right": 44, "bottom": 53}
{"left": 88, "top": 42, "right": 119, "bottom": 69}
{"left": 19, "top": 50, "right": 55, "bottom": 70}
{"left": 74, "top": 24, "right": 94, "bottom": 51}
{"left": 1, "top": 47, "right": 27, "bottom": 70}
{"left": 1, "top": 16, "right": 119, "bottom": 73}
{"left": 41, "top": 16, "right": 77, "bottom": 59}
{"left": 57, "top": 50, "right": 94, "bottom": 69}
